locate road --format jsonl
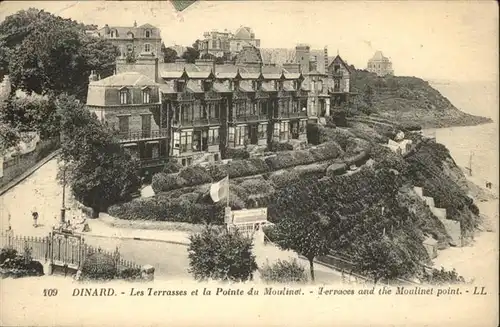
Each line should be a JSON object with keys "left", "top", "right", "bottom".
{"left": 0, "top": 158, "right": 341, "bottom": 283}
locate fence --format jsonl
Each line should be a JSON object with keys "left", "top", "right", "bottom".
{"left": 1, "top": 137, "right": 60, "bottom": 188}
{"left": 0, "top": 230, "right": 141, "bottom": 272}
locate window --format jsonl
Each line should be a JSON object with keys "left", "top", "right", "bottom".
{"left": 258, "top": 124, "right": 267, "bottom": 139}
{"left": 180, "top": 131, "right": 192, "bottom": 152}
{"left": 127, "top": 44, "right": 133, "bottom": 53}
{"left": 141, "top": 115, "right": 151, "bottom": 137}
{"left": 228, "top": 126, "right": 235, "bottom": 144}
{"left": 334, "top": 64, "right": 341, "bottom": 73}
{"left": 142, "top": 89, "right": 150, "bottom": 104}
{"left": 212, "top": 40, "right": 217, "bottom": 49}
{"left": 203, "top": 81, "right": 213, "bottom": 91}
{"left": 118, "top": 116, "right": 129, "bottom": 134}
{"left": 119, "top": 90, "right": 129, "bottom": 104}
{"left": 334, "top": 80, "right": 340, "bottom": 91}
{"left": 145, "top": 30, "right": 151, "bottom": 38}
{"left": 234, "top": 126, "right": 247, "bottom": 146}
{"left": 280, "top": 121, "right": 289, "bottom": 141}
{"left": 110, "top": 30, "right": 116, "bottom": 38}
{"left": 181, "top": 104, "right": 192, "bottom": 122}
{"left": 144, "top": 43, "right": 151, "bottom": 53}
{"left": 274, "top": 123, "right": 280, "bottom": 138}
{"left": 176, "top": 80, "right": 186, "bottom": 92}
{"left": 252, "top": 103, "right": 257, "bottom": 115}
{"left": 259, "top": 102, "right": 267, "bottom": 116}
{"left": 208, "top": 129, "right": 219, "bottom": 145}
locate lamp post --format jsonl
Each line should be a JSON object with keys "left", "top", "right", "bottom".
{"left": 60, "top": 163, "right": 66, "bottom": 225}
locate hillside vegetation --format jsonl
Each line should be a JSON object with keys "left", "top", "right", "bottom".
{"left": 350, "top": 68, "right": 492, "bottom": 128}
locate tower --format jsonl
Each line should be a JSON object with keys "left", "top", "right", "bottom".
{"left": 295, "top": 44, "right": 310, "bottom": 74}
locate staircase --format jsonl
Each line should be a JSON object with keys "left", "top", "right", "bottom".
{"left": 413, "top": 186, "right": 462, "bottom": 246}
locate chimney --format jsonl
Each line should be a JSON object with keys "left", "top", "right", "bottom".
{"left": 104, "top": 24, "right": 110, "bottom": 35}
{"left": 89, "top": 70, "right": 99, "bottom": 82}
{"left": 134, "top": 20, "right": 137, "bottom": 28}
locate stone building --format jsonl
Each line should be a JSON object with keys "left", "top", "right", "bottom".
{"left": 367, "top": 51, "right": 394, "bottom": 76}
{"left": 95, "top": 22, "right": 162, "bottom": 59}
{"left": 86, "top": 68, "right": 168, "bottom": 168}
{"left": 89, "top": 53, "right": 308, "bottom": 168}
{"left": 198, "top": 26, "right": 260, "bottom": 58}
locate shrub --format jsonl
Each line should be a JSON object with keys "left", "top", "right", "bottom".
{"left": 188, "top": 227, "right": 258, "bottom": 282}
{"left": 226, "top": 147, "right": 250, "bottom": 160}
{"left": 268, "top": 170, "right": 300, "bottom": 189}
{"left": 422, "top": 267, "right": 466, "bottom": 285}
{"left": 226, "top": 158, "right": 268, "bottom": 178}
{"left": 151, "top": 173, "right": 186, "bottom": 193}
{"left": 239, "top": 178, "right": 275, "bottom": 196}
{"left": 81, "top": 252, "right": 117, "bottom": 281}
{"left": 117, "top": 267, "right": 142, "bottom": 281}
{"left": 163, "top": 161, "right": 183, "bottom": 174}
{"left": 0, "top": 247, "right": 18, "bottom": 264}
{"left": 260, "top": 259, "right": 308, "bottom": 284}
{"left": 206, "top": 164, "right": 228, "bottom": 181}
{"left": 270, "top": 142, "right": 294, "bottom": 152}
{"left": 178, "top": 166, "right": 212, "bottom": 186}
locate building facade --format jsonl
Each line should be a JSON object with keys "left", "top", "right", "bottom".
{"left": 367, "top": 51, "right": 394, "bottom": 76}
{"left": 90, "top": 53, "right": 309, "bottom": 168}
{"left": 96, "top": 22, "right": 162, "bottom": 59}
{"left": 86, "top": 70, "right": 168, "bottom": 168}
{"left": 199, "top": 26, "right": 261, "bottom": 58}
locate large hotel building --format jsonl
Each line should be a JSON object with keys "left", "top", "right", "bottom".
{"left": 86, "top": 24, "right": 355, "bottom": 169}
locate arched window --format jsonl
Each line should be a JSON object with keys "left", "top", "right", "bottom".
{"left": 127, "top": 44, "right": 133, "bottom": 53}
{"left": 144, "top": 43, "right": 151, "bottom": 53}
{"left": 145, "top": 30, "right": 151, "bottom": 38}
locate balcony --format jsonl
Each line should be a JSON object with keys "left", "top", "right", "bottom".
{"left": 172, "top": 117, "right": 221, "bottom": 127}
{"left": 279, "top": 111, "right": 308, "bottom": 119}
{"left": 234, "top": 114, "right": 267, "bottom": 123}
{"left": 118, "top": 129, "right": 168, "bottom": 142}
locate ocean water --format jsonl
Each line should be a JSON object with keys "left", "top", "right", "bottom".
{"left": 427, "top": 80, "right": 499, "bottom": 188}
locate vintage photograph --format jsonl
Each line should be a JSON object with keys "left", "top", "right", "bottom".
{"left": 0, "top": 0, "right": 498, "bottom": 325}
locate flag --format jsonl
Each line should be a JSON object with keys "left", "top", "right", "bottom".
{"left": 210, "top": 176, "right": 229, "bottom": 203}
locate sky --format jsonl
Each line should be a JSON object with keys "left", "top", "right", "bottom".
{"left": 0, "top": 1, "right": 498, "bottom": 82}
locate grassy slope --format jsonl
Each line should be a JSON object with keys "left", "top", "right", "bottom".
{"left": 350, "top": 68, "right": 492, "bottom": 128}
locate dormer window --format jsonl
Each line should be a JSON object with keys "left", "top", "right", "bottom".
{"left": 145, "top": 30, "right": 151, "bottom": 38}
{"left": 119, "top": 88, "right": 129, "bottom": 104}
{"left": 203, "top": 80, "right": 213, "bottom": 92}
{"left": 142, "top": 88, "right": 151, "bottom": 104}
{"left": 144, "top": 43, "right": 151, "bottom": 53}
{"left": 176, "top": 80, "right": 186, "bottom": 92}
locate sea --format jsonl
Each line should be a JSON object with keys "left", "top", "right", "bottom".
{"left": 426, "top": 80, "right": 499, "bottom": 190}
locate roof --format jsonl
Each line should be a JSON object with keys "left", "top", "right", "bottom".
{"left": 261, "top": 82, "right": 276, "bottom": 92}
{"left": 187, "top": 80, "right": 203, "bottom": 93}
{"left": 283, "top": 72, "right": 301, "bottom": 79}
{"left": 260, "top": 48, "right": 296, "bottom": 65}
{"left": 89, "top": 72, "right": 157, "bottom": 87}
{"left": 158, "top": 84, "right": 176, "bottom": 94}
{"left": 369, "top": 51, "right": 391, "bottom": 62}
{"left": 328, "top": 55, "right": 353, "bottom": 74}
{"left": 239, "top": 81, "right": 254, "bottom": 92}
{"left": 234, "top": 26, "right": 253, "bottom": 39}
{"left": 98, "top": 24, "right": 160, "bottom": 39}
{"left": 213, "top": 82, "right": 232, "bottom": 93}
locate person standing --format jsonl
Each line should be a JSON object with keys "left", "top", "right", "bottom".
{"left": 32, "top": 209, "right": 39, "bottom": 227}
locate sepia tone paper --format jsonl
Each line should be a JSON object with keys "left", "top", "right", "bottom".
{"left": 0, "top": 1, "right": 498, "bottom": 326}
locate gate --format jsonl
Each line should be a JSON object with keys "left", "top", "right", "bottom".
{"left": 49, "top": 229, "right": 84, "bottom": 270}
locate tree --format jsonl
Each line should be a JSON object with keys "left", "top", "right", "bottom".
{"left": 181, "top": 47, "right": 200, "bottom": 64}
{"left": 1, "top": 8, "right": 118, "bottom": 101}
{"left": 260, "top": 259, "right": 308, "bottom": 284}
{"left": 57, "top": 94, "right": 141, "bottom": 215}
{"left": 161, "top": 43, "right": 178, "bottom": 63}
{"left": 187, "top": 226, "right": 258, "bottom": 282}
{"left": 362, "top": 85, "right": 374, "bottom": 108}
{"left": 269, "top": 180, "right": 333, "bottom": 281}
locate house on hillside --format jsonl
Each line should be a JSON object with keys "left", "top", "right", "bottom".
{"left": 198, "top": 26, "right": 261, "bottom": 58}
{"left": 367, "top": 51, "right": 394, "bottom": 76}
{"left": 95, "top": 21, "right": 162, "bottom": 59}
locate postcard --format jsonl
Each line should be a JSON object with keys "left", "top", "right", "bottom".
{"left": 0, "top": 1, "right": 498, "bottom": 326}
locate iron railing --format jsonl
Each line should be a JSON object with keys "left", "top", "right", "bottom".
{"left": 118, "top": 129, "right": 168, "bottom": 142}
